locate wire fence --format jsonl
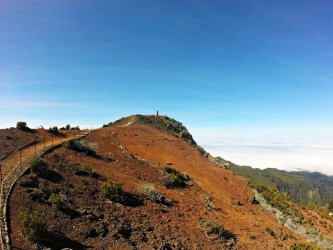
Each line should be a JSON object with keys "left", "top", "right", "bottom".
{"left": 0, "top": 132, "right": 88, "bottom": 250}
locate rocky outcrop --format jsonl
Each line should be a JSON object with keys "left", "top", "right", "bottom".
{"left": 252, "top": 189, "right": 333, "bottom": 250}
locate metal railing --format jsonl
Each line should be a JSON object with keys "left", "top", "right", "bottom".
{"left": 0, "top": 139, "right": 38, "bottom": 165}
{"left": 0, "top": 132, "right": 88, "bottom": 250}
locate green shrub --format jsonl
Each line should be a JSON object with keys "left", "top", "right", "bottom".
{"left": 63, "top": 138, "right": 76, "bottom": 149}
{"left": 101, "top": 181, "right": 124, "bottom": 203}
{"left": 289, "top": 242, "right": 323, "bottom": 250}
{"left": 20, "top": 211, "right": 47, "bottom": 243}
{"left": 83, "top": 165, "right": 95, "bottom": 177}
{"left": 250, "top": 182, "right": 304, "bottom": 222}
{"left": 19, "top": 176, "right": 39, "bottom": 188}
{"left": 64, "top": 138, "right": 98, "bottom": 155}
{"left": 199, "top": 218, "right": 225, "bottom": 238}
{"left": 265, "top": 227, "right": 275, "bottom": 237}
{"left": 29, "top": 156, "right": 49, "bottom": 177}
{"left": 196, "top": 145, "right": 208, "bottom": 156}
{"left": 249, "top": 235, "right": 257, "bottom": 240}
{"left": 164, "top": 167, "right": 190, "bottom": 188}
{"left": 48, "top": 193, "right": 66, "bottom": 210}
{"left": 164, "top": 166, "right": 178, "bottom": 175}
{"left": 30, "top": 188, "right": 50, "bottom": 203}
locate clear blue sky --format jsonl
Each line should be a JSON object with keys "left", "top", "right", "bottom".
{"left": 1, "top": 0, "right": 333, "bottom": 140}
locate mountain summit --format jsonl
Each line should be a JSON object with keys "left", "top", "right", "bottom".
{"left": 110, "top": 114, "right": 197, "bottom": 145}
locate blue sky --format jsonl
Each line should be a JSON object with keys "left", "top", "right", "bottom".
{"left": 1, "top": 1, "right": 333, "bottom": 172}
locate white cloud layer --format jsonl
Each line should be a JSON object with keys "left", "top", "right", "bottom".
{"left": 199, "top": 139, "right": 333, "bottom": 176}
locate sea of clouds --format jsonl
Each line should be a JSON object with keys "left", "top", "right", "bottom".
{"left": 198, "top": 139, "right": 333, "bottom": 176}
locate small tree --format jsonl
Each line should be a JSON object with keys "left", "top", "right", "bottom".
{"left": 51, "top": 126, "right": 58, "bottom": 131}
{"left": 65, "top": 124, "right": 71, "bottom": 130}
{"left": 16, "top": 121, "right": 28, "bottom": 130}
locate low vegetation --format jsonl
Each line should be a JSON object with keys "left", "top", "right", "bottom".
{"left": 48, "top": 193, "right": 66, "bottom": 210}
{"left": 289, "top": 242, "right": 323, "bottom": 250}
{"left": 265, "top": 227, "right": 275, "bottom": 237}
{"left": 19, "top": 175, "right": 39, "bottom": 188}
{"left": 83, "top": 165, "right": 98, "bottom": 177}
{"left": 164, "top": 166, "right": 190, "bottom": 188}
{"left": 64, "top": 138, "right": 98, "bottom": 155}
{"left": 201, "top": 195, "right": 217, "bottom": 212}
{"left": 138, "top": 183, "right": 164, "bottom": 204}
{"left": 250, "top": 182, "right": 304, "bottom": 222}
{"left": 101, "top": 181, "right": 124, "bottom": 203}
{"left": 29, "top": 156, "right": 49, "bottom": 177}
{"left": 20, "top": 211, "right": 47, "bottom": 243}
{"left": 199, "top": 218, "right": 225, "bottom": 238}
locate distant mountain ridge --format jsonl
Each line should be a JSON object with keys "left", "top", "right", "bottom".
{"left": 227, "top": 163, "right": 333, "bottom": 206}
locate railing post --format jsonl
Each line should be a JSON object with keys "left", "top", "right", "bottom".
{"left": 0, "top": 163, "right": 2, "bottom": 185}
{"left": 20, "top": 150, "right": 22, "bottom": 173}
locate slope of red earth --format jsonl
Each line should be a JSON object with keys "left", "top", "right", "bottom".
{"left": 8, "top": 123, "right": 303, "bottom": 250}
{"left": 0, "top": 128, "right": 77, "bottom": 161}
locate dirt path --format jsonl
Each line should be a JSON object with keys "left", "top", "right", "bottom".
{"left": 1, "top": 137, "right": 66, "bottom": 182}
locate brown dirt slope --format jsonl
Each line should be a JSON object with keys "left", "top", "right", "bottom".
{"left": 9, "top": 116, "right": 305, "bottom": 250}
{"left": 0, "top": 128, "right": 75, "bottom": 162}
{"left": 0, "top": 129, "right": 38, "bottom": 161}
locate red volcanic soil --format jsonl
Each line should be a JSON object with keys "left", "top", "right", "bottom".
{"left": 0, "top": 128, "right": 78, "bottom": 161}
{"left": 8, "top": 121, "right": 302, "bottom": 249}
{"left": 105, "top": 124, "right": 301, "bottom": 247}
{"left": 0, "top": 129, "right": 38, "bottom": 161}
